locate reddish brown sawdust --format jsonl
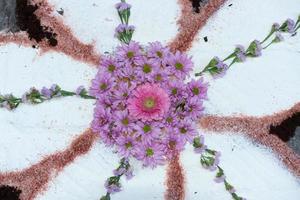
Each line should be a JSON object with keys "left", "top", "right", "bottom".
{"left": 165, "top": 1, "right": 227, "bottom": 198}
{"left": 165, "top": 154, "right": 185, "bottom": 200}
{"left": 199, "top": 102, "right": 300, "bottom": 177}
{"left": 0, "top": 0, "right": 100, "bottom": 67}
{"left": 0, "top": 129, "right": 97, "bottom": 200}
{"left": 168, "top": 0, "right": 226, "bottom": 52}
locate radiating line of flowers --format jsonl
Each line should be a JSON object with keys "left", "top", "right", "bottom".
{"left": 115, "top": 0, "right": 135, "bottom": 44}
{"left": 0, "top": 84, "right": 94, "bottom": 110}
{"left": 195, "top": 15, "right": 300, "bottom": 78}
{"left": 193, "top": 136, "right": 246, "bottom": 200}
{"left": 100, "top": 158, "right": 133, "bottom": 200}
{"left": 95, "top": 39, "right": 207, "bottom": 198}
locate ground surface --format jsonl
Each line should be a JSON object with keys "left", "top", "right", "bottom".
{"left": 0, "top": 0, "right": 18, "bottom": 32}
{"left": 0, "top": 0, "right": 300, "bottom": 200}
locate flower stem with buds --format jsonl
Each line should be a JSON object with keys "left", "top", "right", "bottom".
{"left": 0, "top": 85, "right": 95, "bottom": 110}
{"left": 115, "top": 0, "right": 134, "bottom": 44}
{"left": 100, "top": 158, "right": 133, "bottom": 200}
{"left": 193, "top": 137, "right": 245, "bottom": 200}
{"left": 195, "top": 15, "right": 299, "bottom": 78}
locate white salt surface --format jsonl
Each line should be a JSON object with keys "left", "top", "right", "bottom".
{"left": 36, "top": 132, "right": 300, "bottom": 200}
{"left": 48, "top": 0, "right": 179, "bottom": 54}
{"left": 189, "top": 0, "right": 300, "bottom": 117}
{"left": 182, "top": 132, "right": 300, "bottom": 200}
{"left": 0, "top": 44, "right": 96, "bottom": 170}
{"left": 36, "top": 143, "right": 167, "bottom": 200}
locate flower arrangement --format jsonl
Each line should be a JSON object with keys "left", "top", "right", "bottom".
{"left": 90, "top": 41, "right": 208, "bottom": 168}
{"left": 0, "top": 1, "right": 299, "bottom": 200}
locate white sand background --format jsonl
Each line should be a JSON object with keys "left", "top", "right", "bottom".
{"left": 0, "top": 0, "right": 300, "bottom": 199}
{"left": 189, "top": 0, "right": 300, "bottom": 117}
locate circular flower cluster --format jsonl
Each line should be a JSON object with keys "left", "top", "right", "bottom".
{"left": 90, "top": 41, "right": 207, "bottom": 168}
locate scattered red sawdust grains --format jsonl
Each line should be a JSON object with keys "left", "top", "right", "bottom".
{"left": 31, "top": 0, "right": 100, "bottom": 66}
{"left": 199, "top": 102, "right": 300, "bottom": 177}
{"left": 0, "top": 0, "right": 100, "bottom": 67}
{"left": 0, "top": 129, "right": 98, "bottom": 200}
{"left": 165, "top": 154, "right": 185, "bottom": 200}
{"left": 169, "top": 0, "right": 226, "bottom": 52}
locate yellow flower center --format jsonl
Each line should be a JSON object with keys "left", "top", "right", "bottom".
{"left": 146, "top": 148, "right": 154, "bottom": 156}
{"left": 175, "top": 62, "right": 184, "bottom": 70}
{"left": 127, "top": 51, "right": 134, "bottom": 58}
{"left": 143, "top": 98, "right": 156, "bottom": 109}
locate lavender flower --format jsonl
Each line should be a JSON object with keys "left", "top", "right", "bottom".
{"left": 164, "top": 134, "right": 186, "bottom": 159}
{"left": 274, "top": 32, "right": 284, "bottom": 42}
{"left": 116, "top": 41, "right": 142, "bottom": 64}
{"left": 1, "top": 101, "right": 11, "bottom": 110}
{"left": 115, "top": 24, "right": 135, "bottom": 44}
{"left": 135, "top": 142, "right": 165, "bottom": 168}
{"left": 114, "top": 81, "right": 136, "bottom": 101}
{"left": 280, "top": 18, "right": 295, "bottom": 33}
{"left": 235, "top": 45, "right": 246, "bottom": 62}
{"left": 124, "top": 166, "right": 134, "bottom": 180}
{"left": 167, "top": 81, "right": 187, "bottom": 101}
{"left": 167, "top": 51, "right": 193, "bottom": 79}
{"left": 50, "top": 84, "right": 61, "bottom": 96}
{"left": 114, "top": 110, "right": 136, "bottom": 132}
{"left": 246, "top": 40, "right": 262, "bottom": 57}
{"left": 115, "top": 1, "right": 131, "bottom": 25}
{"left": 150, "top": 68, "right": 169, "bottom": 83}
{"left": 203, "top": 56, "right": 228, "bottom": 78}
{"left": 22, "top": 88, "right": 43, "bottom": 104}
{"left": 187, "top": 78, "right": 208, "bottom": 98}
{"left": 214, "top": 175, "right": 226, "bottom": 183}
{"left": 135, "top": 121, "right": 160, "bottom": 143}
{"left": 41, "top": 87, "right": 52, "bottom": 99}
{"left": 105, "top": 179, "right": 121, "bottom": 194}
{"left": 115, "top": 2, "right": 131, "bottom": 11}
{"left": 272, "top": 23, "right": 280, "bottom": 31}
{"left": 147, "top": 41, "right": 171, "bottom": 65}
{"left": 76, "top": 85, "right": 85, "bottom": 96}
{"left": 193, "top": 136, "right": 207, "bottom": 154}
{"left": 89, "top": 72, "right": 115, "bottom": 98}
{"left": 91, "top": 104, "right": 111, "bottom": 133}
{"left": 176, "top": 120, "right": 198, "bottom": 143}
{"left": 116, "top": 135, "right": 137, "bottom": 157}
{"left": 136, "top": 58, "right": 159, "bottom": 82}
{"left": 0, "top": 94, "right": 21, "bottom": 110}
{"left": 185, "top": 96, "right": 204, "bottom": 120}
{"left": 113, "top": 167, "right": 126, "bottom": 176}
{"left": 101, "top": 56, "right": 120, "bottom": 74}
{"left": 228, "top": 187, "right": 236, "bottom": 194}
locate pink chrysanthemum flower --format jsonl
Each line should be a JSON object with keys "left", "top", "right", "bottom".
{"left": 127, "top": 83, "right": 170, "bottom": 121}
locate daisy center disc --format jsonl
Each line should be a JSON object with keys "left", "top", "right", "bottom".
{"left": 143, "top": 98, "right": 156, "bottom": 109}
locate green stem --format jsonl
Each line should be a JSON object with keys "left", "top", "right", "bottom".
{"left": 228, "top": 58, "right": 237, "bottom": 67}
{"left": 295, "top": 18, "right": 300, "bottom": 29}
{"left": 194, "top": 142, "right": 245, "bottom": 200}
{"left": 60, "top": 90, "right": 76, "bottom": 96}
{"left": 261, "top": 30, "right": 275, "bottom": 44}
{"left": 263, "top": 40, "right": 274, "bottom": 49}
{"left": 295, "top": 24, "right": 300, "bottom": 32}
{"left": 223, "top": 52, "right": 236, "bottom": 62}
{"left": 100, "top": 193, "right": 111, "bottom": 200}
{"left": 1, "top": 88, "right": 95, "bottom": 110}
{"left": 195, "top": 70, "right": 205, "bottom": 77}
{"left": 59, "top": 90, "right": 96, "bottom": 99}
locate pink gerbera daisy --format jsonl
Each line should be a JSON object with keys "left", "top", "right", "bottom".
{"left": 127, "top": 83, "right": 170, "bottom": 121}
